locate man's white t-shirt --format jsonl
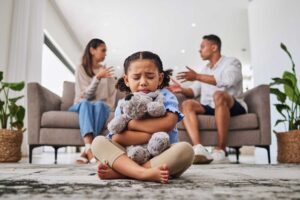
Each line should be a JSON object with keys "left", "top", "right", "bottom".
{"left": 189, "top": 56, "right": 248, "bottom": 112}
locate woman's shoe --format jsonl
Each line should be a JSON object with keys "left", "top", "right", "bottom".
{"left": 75, "top": 152, "right": 89, "bottom": 164}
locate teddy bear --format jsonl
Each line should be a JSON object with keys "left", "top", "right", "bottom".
{"left": 107, "top": 90, "right": 170, "bottom": 164}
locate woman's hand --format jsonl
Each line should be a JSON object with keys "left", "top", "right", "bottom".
{"left": 176, "top": 66, "right": 198, "bottom": 83}
{"left": 96, "top": 66, "right": 114, "bottom": 79}
{"left": 168, "top": 78, "right": 183, "bottom": 93}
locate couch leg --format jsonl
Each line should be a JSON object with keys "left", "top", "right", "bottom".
{"left": 53, "top": 146, "right": 59, "bottom": 164}
{"left": 256, "top": 145, "right": 271, "bottom": 164}
{"left": 29, "top": 145, "right": 35, "bottom": 164}
{"left": 76, "top": 146, "right": 81, "bottom": 153}
{"left": 267, "top": 146, "right": 271, "bottom": 164}
{"left": 233, "top": 146, "right": 241, "bottom": 164}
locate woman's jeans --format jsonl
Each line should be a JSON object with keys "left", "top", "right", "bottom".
{"left": 68, "top": 100, "right": 110, "bottom": 138}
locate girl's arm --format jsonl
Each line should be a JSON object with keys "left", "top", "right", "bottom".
{"left": 112, "top": 130, "right": 152, "bottom": 146}
{"left": 127, "top": 112, "right": 178, "bottom": 133}
{"left": 112, "top": 112, "right": 178, "bottom": 146}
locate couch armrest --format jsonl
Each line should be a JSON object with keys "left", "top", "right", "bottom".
{"left": 243, "top": 84, "right": 271, "bottom": 145}
{"left": 27, "top": 82, "right": 62, "bottom": 144}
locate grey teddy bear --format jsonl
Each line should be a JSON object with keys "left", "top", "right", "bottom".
{"left": 107, "top": 90, "right": 170, "bottom": 164}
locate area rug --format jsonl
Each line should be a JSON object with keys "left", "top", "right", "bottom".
{"left": 1, "top": 164, "right": 300, "bottom": 199}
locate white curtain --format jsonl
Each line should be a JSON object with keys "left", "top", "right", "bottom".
{"left": 7, "top": 0, "right": 45, "bottom": 156}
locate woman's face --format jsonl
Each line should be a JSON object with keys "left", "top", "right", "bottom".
{"left": 123, "top": 60, "right": 164, "bottom": 93}
{"left": 90, "top": 43, "right": 107, "bottom": 63}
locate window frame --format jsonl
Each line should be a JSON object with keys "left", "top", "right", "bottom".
{"left": 44, "top": 34, "right": 75, "bottom": 74}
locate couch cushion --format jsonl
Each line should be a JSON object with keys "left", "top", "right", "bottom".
{"left": 41, "top": 111, "right": 115, "bottom": 129}
{"left": 177, "top": 113, "right": 258, "bottom": 130}
{"left": 61, "top": 81, "right": 75, "bottom": 111}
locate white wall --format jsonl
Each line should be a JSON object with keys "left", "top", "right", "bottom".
{"left": 54, "top": 0, "right": 251, "bottom": 78}
{"left": 44, "top": 0, "right": 82, "bottom": 68}
{"left": 248, "top": 0, "right": 300, "bottom": 163}
{"left": 0, "top": 0, "right": 14, "bottom": 74}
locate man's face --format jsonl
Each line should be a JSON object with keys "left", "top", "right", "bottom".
{"left": 199, "top": 39, "right": 217, "bottom": 60}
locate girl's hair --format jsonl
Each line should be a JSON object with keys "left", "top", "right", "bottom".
{"left": 116, "top": 51, "right": 173, "bottom": 93}
{"left": 81, "top": 38, "right": 105, "bottom": 77}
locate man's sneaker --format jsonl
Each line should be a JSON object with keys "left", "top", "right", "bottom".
{"left": 211, "top": 149, "right": 230, "bottom": 164}
{"left": 193, "top": 144, "right": 213, "bottom": 164}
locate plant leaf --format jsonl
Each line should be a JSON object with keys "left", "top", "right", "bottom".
{"left": 294, "top": 118, "right": 300, "bottom": 127}
{"left": 275, "top": 119, "right": 286, "bottom": 127}
{"left": 16, "top": 106, "right": 25, "bottom": 121}
{"left": 8, "top": 95, "right": 24, "bottom": 104}
{"left": 11, "top": 121, "right": 24, "bottom": 131}
{"left": 270, "top": 88, "right": 286, "bottom": 103}
{"left": 283, "top": 71, "right": 300, "bottom": 104}
{"left": 2, "top": 81, "right": 25, "bottom": 91}
{"left": 270, "top": 77, "right": 294, "bottom": 88}
{"left": 0, "top": 71, "right": 3, "bottom": 82}
{"left": 274, "top": 103, "right": 290, "bottom": 119}
{"left": 281, "top": 43, "right": 295, "bottom": 73}
{"left": 0, "top": 100, "right": 4, "bottom": 109}
{"left": 8, "top": 103, "right": 18, "bottom": 117}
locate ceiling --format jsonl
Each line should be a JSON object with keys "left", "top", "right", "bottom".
{"left": 54, "top": 0, "right": 250, "bottom": 76}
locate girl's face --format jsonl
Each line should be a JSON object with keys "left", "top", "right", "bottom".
{"left": 123, "top": 60, "right": 164, "bottom": 93}
{"left": 90, "top": 43, "right": 107, "bottom": 63}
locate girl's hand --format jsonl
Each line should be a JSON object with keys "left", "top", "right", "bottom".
{"left": 168, "top": 78, "right": 183, "bottom": 93}
{"left": 96, "top": 66, "right": 114, "bottom": 79}
{"left": 176, "top": 66, "right": 198, "bottom": 83}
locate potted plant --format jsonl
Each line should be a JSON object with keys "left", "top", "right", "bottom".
{"left": 0, "top": 71, "right": 25, "bottom": 162}
{"left": 270, "top": 43, "right": 300, "bottom": 163}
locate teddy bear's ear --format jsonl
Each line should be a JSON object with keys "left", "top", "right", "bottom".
{"left": 125, "top": 93, "right": 134, "bottom": 101}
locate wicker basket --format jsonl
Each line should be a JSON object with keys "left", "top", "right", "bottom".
{"left": 276, "top": 130, "right": 300, "bottom": 163}
{"left": 0, "top": 129, "right": 23, "bottom": 162}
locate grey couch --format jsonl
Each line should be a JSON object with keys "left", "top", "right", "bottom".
{"left": 28, "top": 81, "right": 271, "bottom": 164}
{"left": 176, "top": 84, "right": 271, "bottom": 163}
{"left": 27, "top": 81, "right": 125, "bottom": 163}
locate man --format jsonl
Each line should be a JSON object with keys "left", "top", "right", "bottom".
{"left": 169, "top": 34, "right": 247, "bottom": 164}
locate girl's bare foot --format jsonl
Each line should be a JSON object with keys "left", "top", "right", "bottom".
{"left": 97, "top": 163, "right": 125, "bottom": 180}
{"left": 141, "top": 164, "right": 169, "bottom": 184}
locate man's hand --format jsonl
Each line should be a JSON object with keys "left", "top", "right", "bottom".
{"left": 96, "top": 66, "right": 114, "bottom": 79}
{"left": 168, "top": 78, "right": 183, "bottom": 93}
{"left": 176, "top": 66, "right": 198, "bottom": 83}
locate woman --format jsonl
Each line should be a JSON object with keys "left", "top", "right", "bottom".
{"left": 69, "top": 38, "right": 116, "bottom": 164}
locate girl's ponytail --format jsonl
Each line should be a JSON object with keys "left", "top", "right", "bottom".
{"left": 115, "top": 77, "right": 131, "bottom": 93}
{"left": 159, "top": 69, "right": 173, "bottom": 89}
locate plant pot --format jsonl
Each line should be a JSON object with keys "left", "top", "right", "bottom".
{"left": 276, "top": 130, "right": 300, "bottom": 163}
{"left": 0, "top": 129, "right": 23, "bottom": 162}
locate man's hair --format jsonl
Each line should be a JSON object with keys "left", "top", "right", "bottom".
{"left": 203, "top": 34, "right": 222, "bottom": 52}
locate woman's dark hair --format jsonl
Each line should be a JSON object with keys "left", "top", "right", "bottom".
{"left": 116, "top": 51, "right": 172, "bottom": 93}
{"left": 81, "top": 38, "right": 105, "bottom": 77}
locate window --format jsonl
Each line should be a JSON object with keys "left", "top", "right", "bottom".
{"left": 41, "top": 35, "right": 75, "bottom": 96}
